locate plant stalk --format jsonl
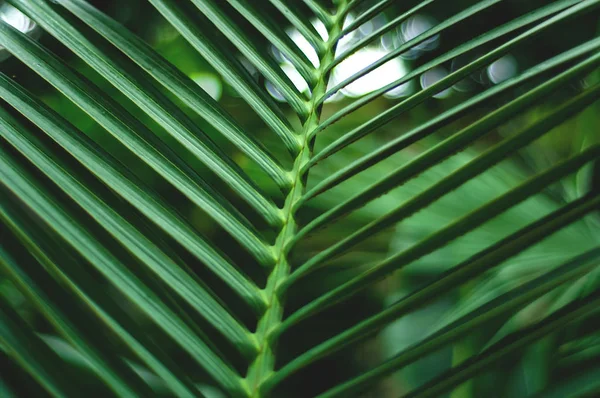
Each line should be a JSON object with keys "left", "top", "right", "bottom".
{"left": 244, "top": 2, "right": 349, "bottom": 397}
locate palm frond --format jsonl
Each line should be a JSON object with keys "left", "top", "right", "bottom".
{"left": 1, "top": 0, "right": 598, "bottom": 397}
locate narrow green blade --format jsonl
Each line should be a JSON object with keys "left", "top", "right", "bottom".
{"left": 302, "top": 36, "right": 600, "bottom": 201}
{"left": 1, "top": 237, "right": 200, "bottom": 398}
{"left": 225, "top": 0, "right": 317, "bottom": 85}
{"left": 283, "top": 145, "right": 600, "bottom": 324}
{"left": 0, "top": 20, "right": 275, "bottom": 266}
{"left": 327, "top": 0, "right": 436, "bottom": 71}
{"left": 291, "top": 84, "right": 600, "bottom": 278}
{"left": 318, "top": 0, "right": 583, "bottom": 128}
{"left": 0, "top": 299, "right": 81, "bottom": 398}
{"left": 0, "top": 247, "right": 153, "bottom": 398}
{"left": 401, "top": 293, "right": 600, "bottom": 398}
{"left": 0, "top": 175, "right": 246, "bottom": 396}
{"left": 187, "top": 0, "right": 309, "bottom": 118}
{"left": 45, "top": 0, "right": 291, "bottom": 191}
{"left": 316, "top": 249, "right": 600, "bottom": 398}
{"left": 0, "top": 73, "right": 265, "bottom": 312}
{"left": 0, "top": 114, "right": 256, "bottom": 356}
{"left": 148, "top": 0, "right": 301, "bottom": 155}
{"left": 323, "top": 0, "right": 505, "bottom": 100}
{"left": 303, "top": 0, "right": 333, "bottom": 27}
{"left": 267, "top": 197, "right": 600, "bottom": 387}
{"left": 267, "top": 0, "right": 325, "bottom": 55}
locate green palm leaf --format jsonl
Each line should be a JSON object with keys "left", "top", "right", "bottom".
{"left": 1, "top": 0, "right": 598, "bottom": 397}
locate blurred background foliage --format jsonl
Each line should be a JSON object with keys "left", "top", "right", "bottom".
{"left": 1, "top": 0, "right": 599, "bottom": 397}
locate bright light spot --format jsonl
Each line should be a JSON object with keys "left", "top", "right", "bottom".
{"left": 400, "top": 14, "right": 439, "bottom": 60}
{"left": 420, "top": 67, "right": 452, "bottom": 99}
{"left": 0, "top": 3, "right": 39, "bottom": 61}
{"left": 281, "top": 63, "right": 309, "bottom": 94}
{"left": 331, "top": 48, "right": 409, "bottom": 98}
{"left": 0, "top": 4, "right": 36, "bottom": 34}
{"left": 287, "top": 28, "right": 320, "bottom": 68}
{"left": 190, "top": 73, "right": 222, "bottom": 100}
{"left": 265, "top": 81, "right": 286, "bottom": 102}
{"left": 278, "top": 15, "right": 412, "bottom": 101}
{"left": 283, "top": 17, "right": 331, "bottom": 70}
{"left": 311, "top": 18, "right": 329, "bottom": 41}
{"left": 487, "top": 55, "right": 518, "bottom": 84}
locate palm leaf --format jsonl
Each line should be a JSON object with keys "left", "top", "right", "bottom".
{"left": 1, "top": 0, "right": 598, "bottom": 397}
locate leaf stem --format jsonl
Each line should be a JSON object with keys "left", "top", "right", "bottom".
{"left": 243, "top": 2, "right": 348, "bottom": 397}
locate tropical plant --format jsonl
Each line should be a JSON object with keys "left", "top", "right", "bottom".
{"left": 0, "top": 0, "right": 599, "bottom": 397}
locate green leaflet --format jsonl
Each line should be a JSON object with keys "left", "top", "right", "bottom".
{"left": 323, "top": 0, "right": 507, "bottom": 100}
{"left": 7, "top": 0, "right": 287, "bottom": 223}
{"left": 283, "top": 143, "right": 600, "bottom": 323}
{"left": 0, "top": 110, "right": 256, "bottom": 356}
{"left": 0, "top": 73, "right": 265, "bottom": 313}
{"left": 301, "top": 35, "right": 600, "bottom": 201}
{"left": 288, "top": 84, "right": 600, "bottom": 283}
{"left": 0, "top": 162, "right": 246, "bottom": 396}
{"left": 266, "top": 198, "right": 600, "bottom": 388}
{"left": 0, "top": 296, "right": 83, "bottom": 398}
{"left": 310, "top": 0, "right": 596, "bottom": 153}
{"left": 321, "top": 279, "right": 600, "bottom": 398}
{"left": 0, "top": 18, "right": 276, "bottom": 267}
{"left": 225, "top": 0, "right": 317, "bottom": 85}
{"left": 0, "top": 245, "right": 153, "bottom": 398}
{"left": 267, "top": 0, "right": 325, "bottom": 55}
{"left": 46, "top": 0, "right": 291, "bottom": 190}
{"left": 1, "top": 230, "right": 200, "bottom": 398}
{"left": 187, "top": 0, "right": 310, "bottom": 117}
{"left": 327, "top": 0, "right": 437, "bottom": 72}
{"left": 147, "top": 0, "right": 301, "bottom": 155}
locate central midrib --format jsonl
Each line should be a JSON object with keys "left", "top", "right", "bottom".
{"left": 244, "top": 2, "right": 349, "bottom": 397}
